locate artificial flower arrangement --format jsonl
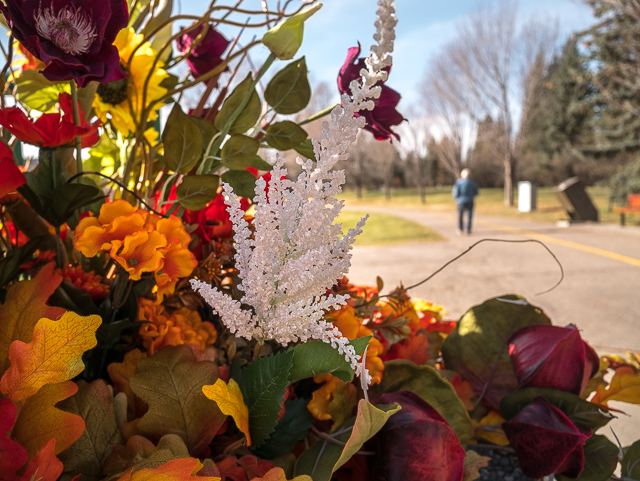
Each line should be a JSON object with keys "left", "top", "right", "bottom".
{"left": 0, "top": 0, "right": 639, "bottom": 480}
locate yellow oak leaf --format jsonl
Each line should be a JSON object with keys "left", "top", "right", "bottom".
{"left": 472, "top": 411, "right": 509, "bottom": 446}
{"left": 12, "top": 381, "right": 85, "bottom": 459}
{"left": 0, "top": 311, "right": 101, "bottom": 402}
{"left": 591, "top": 366, "right": 640, "bottom": 407}
{"left": 114, "top": 457, "right": 220, "bottom": 481}
{"left": 202, "top": 378, "right": 251, "bottom": 445}
{"left": 0, "top": 263, "right": 64, "bottom": 376}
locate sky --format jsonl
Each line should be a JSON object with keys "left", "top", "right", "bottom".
{"left": 181, "top": 0, "right": 597, "bottom": 108}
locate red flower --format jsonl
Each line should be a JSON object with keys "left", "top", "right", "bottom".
{"left": 503, "top": 396, "right": 589, "bottom": 479}
{"left": 0, "top": 0, "right": 128, "bottom": 87}
{"left": 0, "top": 142, "right": 26, "bottom": 199}
{"left": 0, "top": 93, "right": 100, "bottom": 148}
{"left": 176, "top": 23, "right": 230, "bottom": 82}
{"left": 508, "top": 324, "right": 599, "bottom": 395}
{"left": 337, "top": 43, "right": 405, "bottom": 141}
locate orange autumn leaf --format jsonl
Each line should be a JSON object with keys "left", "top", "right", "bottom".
{"left": 114, "top": 457, "right": 221, "bottom": 481}
{"left": 0, "top": 263, "right": 64, "bottom": 376}
{"left": 202, "top": 378, "right": 251, "bottom": 445}
{"left": 17, "top": 438, "right": 63, "bottom": 481}
{"left": 12, "top": 381, "right": 85, "bottom": 459}
{"left": 108, "top": 348, "right": 148, "bottom": 420}
{"left": 591, "top": 366, "right": 640, "bottom": 407}
{"left": 0, "top": 312, "right": 101, "bottom": 402}
{"left": 450, "top": 374, "right": 476, "bottom": 411}
{"left": 396, "top": 332, "right": 430, "bottom": 365}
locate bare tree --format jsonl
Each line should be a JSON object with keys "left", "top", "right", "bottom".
{"left": 421, "top": 2, "right": 558, "bottom": 205}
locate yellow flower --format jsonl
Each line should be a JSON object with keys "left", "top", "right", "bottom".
{"left": 138, "top": 298, "right": 217, "bottom": 355}
{"left": 110, "top": 230, "right": 167, "bottom": 280}
{"left": 93, "top": 28, "right": 169, "bottom": 136}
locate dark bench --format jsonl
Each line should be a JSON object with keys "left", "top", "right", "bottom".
{"left": 612, "top": 194, "right": 640, "bottom": 226}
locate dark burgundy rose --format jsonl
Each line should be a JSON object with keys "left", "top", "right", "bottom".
{"left": 176, "top": 23, "right": 230, "bottom": 81}
{"left": 368, "top": 391, "right": 466, "bottom": 481}
{"left": 337, "top": 43, "right": 405, "bottom": 141}
{"left": 503, "top": 396, "right": 589, "bottom": 479}
{"left": 509, "top": 324, "right": 599, "bottom": 395}
{"left": 0, "top": 0, "right": 128, "bottom": 87}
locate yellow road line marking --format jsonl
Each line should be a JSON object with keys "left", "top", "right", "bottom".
{"left": 476, "top": 219, "right": 640, "bottom": 268}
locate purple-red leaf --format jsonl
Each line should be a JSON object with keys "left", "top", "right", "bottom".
{"left": 508, "top": 324, "right": 599, "bottom": 395}
{"left": 368, "top": 391, "right": 466, "bottom": 481}
{"left": 502, "top": 396, "right": 589, "bottom": 479}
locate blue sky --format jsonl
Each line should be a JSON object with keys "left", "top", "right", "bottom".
{"left": 182, "top": 0, "right": 596, "bottom": 107}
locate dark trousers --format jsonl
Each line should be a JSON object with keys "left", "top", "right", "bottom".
{"left": 457, "top": 201, "right": 474, "bottom": 233}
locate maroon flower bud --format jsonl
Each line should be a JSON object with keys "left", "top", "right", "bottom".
{"left": 503, "top": 396, "right": 589, "bottom": 479}
{"left": 337, "top": 43, "right": 405, "bottom": 142}
{"left": 368, "top": 391, "right": 466, "bottom": 481}
{"left": 508, "top": 324, "right": 599, "bottom": 395}
{"left": 176, "top": 23, "right": 230, "bottom": 82}
{"left": 0, "top": 0, "right": 129, "bottom": 88}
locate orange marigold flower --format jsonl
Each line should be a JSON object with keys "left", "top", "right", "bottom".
{"left": 58, "top": 265, "right": 109, "bottom": 301}
{"left": 155, "top": 244, "right": 198, "bottom": 301}
{"left": 110, "top": 230, "right": 167, "bottom": 281}
{"left": 137, "top": 298, "right": 217, "bottom": 355}
{"left": 74, "top": 200, "right": 147, "bottom": 257}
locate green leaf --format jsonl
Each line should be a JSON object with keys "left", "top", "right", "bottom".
{"left": 249, "top": 155, "right": 273, "bottom": 171}
{"left": 501, "top": 387, "right": 615, "bottom": 432}
{"left": 162, "top": 103, "right": 204, "bottom": 174}
{"left": 441, "top": 295, "right": 552, "bottom": 410}
{"left": 190, "top": 116, "right": 218, "bottom": 152}
{"left": 14, "top": 70, "right": 70, "bottom": 113}
{"left": 371, "top": 360, "right": 473, "bottom": 446}
{"left": 556, "top": 435, "right": 619, "bottom": 481}
{"left": 221, "top": 170, "right": 257, "bottom": 199}
{"left": 293, "top": 139, "right": 316, "bottom": 161}
{"left": 0, "top": 237, "right": 47, "bottom": 287}
{"left": 215, "top": 74, "right": 262, "bottom": 134}
{"left": 264, "top": 57, "right": 311, "bottom": 114}
{"left": 251, "top": 398, "right": 315, "bottom": 459}
{"left": 288, "top": 337, "right": 371, "bottom": 383}
{"left": 238, "top": 350, "right": 294, "bottom": 447}
{"left": 176, "top": 174, "right": 219, "bottom": 210}
{"left": 622, "top": 439, "right": 640, "bottom": 480}
{"left": 221, "top": 134, "right": 260, "bottom": 170}
{"left": 294, "top": 400, "right": 401, "bottom": 481}
{"left": 266, "top": 121, "right": 308, "bottom": 150}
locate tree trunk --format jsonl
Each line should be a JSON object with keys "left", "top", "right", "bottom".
{"left": 504, "top": 156, "right": 514, "bottom": 206}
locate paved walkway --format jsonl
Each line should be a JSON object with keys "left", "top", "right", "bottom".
{"left": 345, "top": 205, "right": 640, "bottom": 444}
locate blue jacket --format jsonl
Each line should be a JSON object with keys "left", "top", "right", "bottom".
{"left": 452, "top": 178, "right": 479, "bottom": 205}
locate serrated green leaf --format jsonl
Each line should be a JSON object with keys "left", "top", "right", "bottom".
{"left": 238, "top": 350, "right": 294, "bottom": 447}
{"left": 162, "top": 104, "right": 204, "bottom": 174}
{"left": 221, "top": 170, "right": 257, "bottom": 199}
{"left": 294, "top": 400, "right": 401, "bottom": 481}
{"left": 293, "top": 139, "right": 316, "bottom": 161}
{"left": 250, "top": 155, "right": 274, "bottom": 171}
{"left": 251, "top": 398, "right": 315, "bottom": 459}
{"left": 264, "top": 57, "right": 311, "bottom": 114}
{"left": 371, "top": 360, "right": 473, "bottom": 446}
{"left": 266, "top": 121, "right": 308, "bottom": 150}
{"left": 622, "top": 439, "right": 640, "bottom": 479}
{"left": 288, "top": 337, "right": 371, "bottom": 383}
{"left": 501, "top": 387, "right": 615, "bottom": 432}
{"left": 221, "top": 134, "right": 260, "bottom": 170}
{"left": 556, "top": 435, "right": 618, "bottom": 481}
{"left": 441, "top": 295, "right": 552, "bottom": 411}
{"left": 176, "top": 174, "right": 219, "bottom": 210}
{"left": 215, "top": 74, "right": 262, "bottom": 134}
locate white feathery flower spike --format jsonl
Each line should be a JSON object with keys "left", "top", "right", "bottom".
{"left": 191, "top": 0, "right": 397, "bottom": 384}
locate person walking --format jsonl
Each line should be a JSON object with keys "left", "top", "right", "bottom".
{"left": 452, "top": 168, "right": 479, "bottom": 235}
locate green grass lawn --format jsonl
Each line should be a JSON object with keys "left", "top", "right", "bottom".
{"left": 339, "top": 186, "right": 640, "bottom": 227}
{"left": 336, "top": 210, "right": 444, "bottom": 245}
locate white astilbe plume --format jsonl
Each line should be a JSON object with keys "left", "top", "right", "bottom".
{"left": 191, "top": 0, "right": 397, "bottom": 385}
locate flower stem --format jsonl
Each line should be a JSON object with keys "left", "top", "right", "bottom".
{"left": 70, "top": 80, "right": 82, "bottom": 177}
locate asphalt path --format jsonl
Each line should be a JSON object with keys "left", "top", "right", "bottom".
{"left": 345, "top": 205, "right": 640, "bottom": 445}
